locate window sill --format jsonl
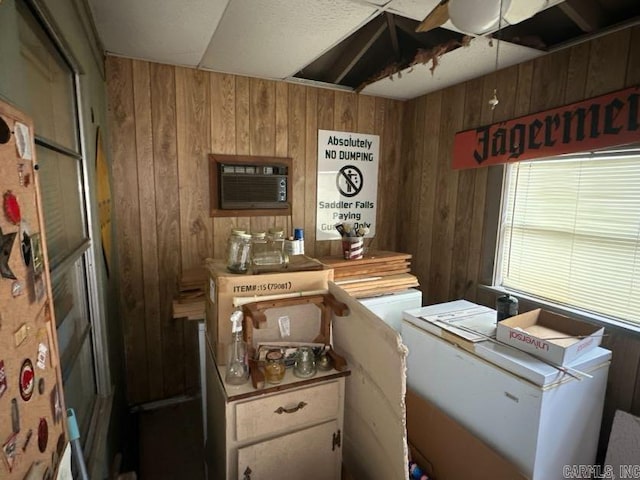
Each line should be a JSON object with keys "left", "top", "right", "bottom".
{"left": 478, "top": 284, "right": 640, "bottom": 338}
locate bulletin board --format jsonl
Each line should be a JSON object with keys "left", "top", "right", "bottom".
{"left": 0, "top": 100, "right": 67, "bottom": 478}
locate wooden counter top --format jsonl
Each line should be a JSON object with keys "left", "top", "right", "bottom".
{"left": 218, "top": 363, "right": 350, "bottom": 402}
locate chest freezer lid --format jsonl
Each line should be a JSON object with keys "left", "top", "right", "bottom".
{"left": 402, "top": 300, "right": 496, "bottom": 342}
{"left": 402, "top": 300, "right": 611, "bottom": 386}
{"left": 474, "top": 341, "right": 611, "bottom": 386}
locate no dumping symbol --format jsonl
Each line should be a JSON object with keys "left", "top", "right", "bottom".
{"left": 336, "top": 165, "right": 363, "bottom": 198}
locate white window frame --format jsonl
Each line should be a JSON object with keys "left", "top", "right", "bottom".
{"left": 491, "top": 148, "right": 640, "bottom": 335}
{"left": 24, "top": 0, "right": 112, "bottom": 416}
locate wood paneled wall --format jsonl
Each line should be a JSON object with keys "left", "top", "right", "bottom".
{"left": 105, "top": 56, "right": 404, "bottom": 404}
{"left": 400, "top": 26, "right": 640, "bottom": 458}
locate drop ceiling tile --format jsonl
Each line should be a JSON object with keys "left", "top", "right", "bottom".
{"left": 361, "top": 36, "right": 544, "bottom": 100}
{"left": 386, "top": 0, "right": 443, "bottom": 21}
{"left": 199, "top": 0, "right": 378, "bottom": 79}
{"left": 88, "top": 0, "right": 228, "bottom": 66}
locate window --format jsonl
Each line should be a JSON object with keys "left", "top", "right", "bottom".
{"left": 496, "top": 149, "right": 640, "bottom": 327}
{"left": 13, "top": 2, "right": 99, "bottom": 441}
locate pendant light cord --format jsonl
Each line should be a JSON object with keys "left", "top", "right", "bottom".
{"left": 495, "top": 0, "right": 503, "bottom": 72}
{"left": 489, "top": 0, "right": 504, "bottom": 110}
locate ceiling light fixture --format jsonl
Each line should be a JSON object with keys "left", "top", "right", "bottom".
{"left": 447, "top": 0, "right": 548, "bottom": 35}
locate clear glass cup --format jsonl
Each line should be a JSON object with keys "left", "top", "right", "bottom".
{"left": 293, "top": 346, "right": 317, "bottom": 378}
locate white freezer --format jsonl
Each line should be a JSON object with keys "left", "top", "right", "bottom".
{"left": 402, "top": 300, "right": 611, "bottom": 480}
{"left": 358, "top": 288, "right": 422, "bottom": 332}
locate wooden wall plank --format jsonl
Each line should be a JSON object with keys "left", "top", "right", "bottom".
{"left": 414, "top": 92, "right": 441, "bottom": 302}
{"left": 304, "top": 88, "right": 319, "bottom": 257}
{"left": 357, "top": 95, "right": 376, "bottom": 134}
{"left": 473, "top": 72, "right": 501, "bottom": 290}
{"left": 150, "top": 62, "right": 183, "bottom": 397}
{"left": 331, "top": 91, "right": 359, "bottom": 256}
{"left": 274, "top": 82, "right": 291, "bottom": 236}
{"left": 175, "top": 66, "right": 210, "bottom": 396}
{"left": 584, "top": 29, "right": 631, "bottom": 97}
{"left": 235, "top": 76, "right": 250, "bottom": 155}
{"left": 210, "top": 73, "right": 236, "bottom": 155}
{"left": 372, "top": 98, "right": 388, "bottom": 250}
{"left": 210, "top": 73, "right": 243, "bottom": 259}
{"left": 450, "top": 76, "right": 484, "bottom": 301}
{"left": 427, "top": 84, "right": 465, "bottom": 304}
{"left": 249, "top": 78, "right": 276, "bottom": 156}
{"left": 399, "top": 97, "right": 424, "bottom": 262}
{"left": 132, "top": 59, "right": 163, "bottom": 400}
{"left": 249, "top": 78, "right": 276, "bottom": 234}
{"left": 564, "top": 43, "right": 591, "bottom": 104}
{"left": 275, "top": 82, "right": 289, "bottom": 158}
{"left": 107, "top": 56, "right": 149, "bottom": 404}
{"left": 288, "top": 84, "right": 307, "bottom": 235}
{"left": 377, "top": 98, "right": 403, "bottom": 251}
{"left": 315, "top": 89, "right": 335, "bottom": 258}
{"left": 626, "top": 26, "right": 640, "bottom": 85}
{"left": 176, "top": 67, "right": 212, "bottom": 270}
{"left": 529, "top": 49, "right": 571, "bottom": 111}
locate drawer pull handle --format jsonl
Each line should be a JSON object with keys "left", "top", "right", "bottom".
{"left": 274, "top": 401, "right": 307, "bottom": 414}
{"left": 243, "top": 466, "right": 252, "bottom": 480}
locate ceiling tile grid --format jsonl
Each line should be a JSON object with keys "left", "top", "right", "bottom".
{"left": 199, "top": 0, "right": 379, "bottom": 79}
{"left": 88, "top": 0, "right": 228, "bottom": 67}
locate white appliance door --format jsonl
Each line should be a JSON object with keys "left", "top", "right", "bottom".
{"left": 402, "top": 321, "right": 541, "bottom": 478}
{"left": 358, "top": 288, "right": 422, "bottom": 331}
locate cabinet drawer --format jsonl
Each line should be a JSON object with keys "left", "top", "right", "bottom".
{"left": 234, "top": 380, "right": 340, "bottom": 442}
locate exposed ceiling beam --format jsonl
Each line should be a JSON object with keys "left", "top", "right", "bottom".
{"left": 415, "top": 0, "right": 449, "bottom": 33}
{"left": 558, "top": 0, "right": 605, "bottom": 32}
{"left": 394, "top": 16, "right": 463, "bottom": 48}
{"left": 328, "top": 16, "right": 388, "bottom": 84}
{"left": 386, "top": 13, "right": 400, "bottom": 61}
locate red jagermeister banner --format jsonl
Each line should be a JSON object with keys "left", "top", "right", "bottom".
{"left": 452, "top": 85, "right": 640, "bottom": 169}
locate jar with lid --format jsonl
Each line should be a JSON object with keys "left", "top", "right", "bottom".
{"left": 226, "top": 232, "right": 252, "bottom": 274}
{"left": 293, "top": 346, "right": 317, "bottom": 378}
{"left": 251, "top": 230, "right": 288, "bottom": 273}
{"left": 251, "top": 231, "right": 268, "bottom": 259}
{"left": 263, "top": 349, "right": 286, "bottom": 384}
{"left": 268, "top": 227, "right": 285, "bottom": 253}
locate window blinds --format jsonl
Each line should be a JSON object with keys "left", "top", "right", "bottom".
{"left": 498, "top": 151, "right": 640, "bottom": 325}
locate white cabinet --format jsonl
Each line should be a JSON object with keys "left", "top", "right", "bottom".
{"left": 205, "top": 283, "right": 410, "bottom": 480}
{"left": 205, "top": 342, "right": 346, "bottom": 480}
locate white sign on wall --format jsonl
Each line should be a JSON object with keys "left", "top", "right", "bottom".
{"left": 316, "top": 129, "right": 379, "bottom": 241}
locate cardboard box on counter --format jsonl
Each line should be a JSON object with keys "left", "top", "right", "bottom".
{"left": 496, "top": 308, "right": 604, "bottom": 366}
{"left": 406, "top": 388, "right": 527, "bottom": 480}
{"left": 205, "top": 259, "right": 333, "bottom": 364}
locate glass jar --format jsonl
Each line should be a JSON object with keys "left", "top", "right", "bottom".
{"left": 268, "top": 227, "right": 285, "bottom": 253}
{"left": 263, "top": 349, "right": 286, "bottom": 384}
{"left": 293, "top": 346, "right": 317, "bottom": 378}
{"left": 227, "top": 232, "right": 252, "bottom": 274}
{"left": 251, "top": 231, "right": 268, "bottom": 259}
{"left": 251, "top": 230, "right": 287, "bottom": 273}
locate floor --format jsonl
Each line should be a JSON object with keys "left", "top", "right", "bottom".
{"left": 137, "top": 397, "right": 205, "bottom": 480}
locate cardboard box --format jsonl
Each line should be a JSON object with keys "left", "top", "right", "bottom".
{"left": 496, "top": 308, "right": 604, "bottom": 365}
{"left": 406, "top": 388, "right": 527, "bottom": 480}
{"left": 205, "top": 260, "right": 333, "bottom": 364}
